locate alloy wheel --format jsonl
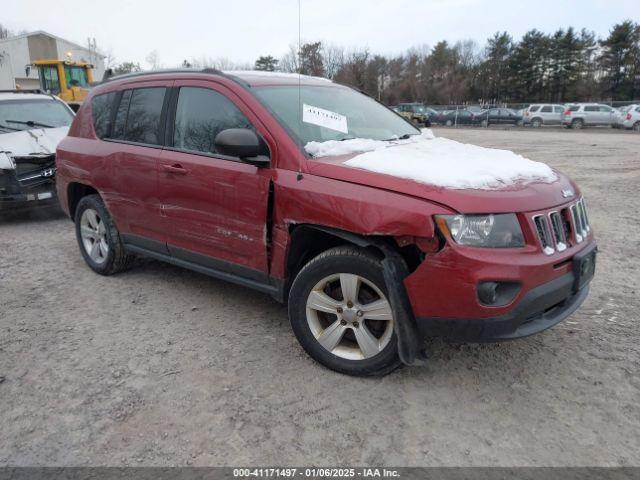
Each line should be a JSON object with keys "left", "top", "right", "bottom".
{"left": 305, "top": 273, "right": 394, "bottom": 360}
{"left": 80, "top": 208, "right": 109, "bottom": 264}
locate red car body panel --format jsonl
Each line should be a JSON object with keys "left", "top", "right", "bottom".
{"left": 56, "top": 71, "right": 595, "bottom": 330}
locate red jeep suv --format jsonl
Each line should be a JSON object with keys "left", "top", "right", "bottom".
{"left": 56, "top": 70, "right": 596, "bottom": 376}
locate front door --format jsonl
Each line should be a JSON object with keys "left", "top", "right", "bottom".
{"left": 158, "top": 82, "right": 273, "bottom": 278}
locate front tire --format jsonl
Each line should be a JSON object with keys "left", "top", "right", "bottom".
{"left": 633, "top": 121, "right": 640, "bottom": 132}
{"left": 75, "top": 194, "right": 134, "bottom": 275}
{"left": 288, "top": 246, "right": 401, "bottom": 376}
{"left": 531, "top": 118, "right": 542, "bottom": 128}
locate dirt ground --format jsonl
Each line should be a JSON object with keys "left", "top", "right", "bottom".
{"left": 1, "top": 128, "right": 639, "bottom": 467}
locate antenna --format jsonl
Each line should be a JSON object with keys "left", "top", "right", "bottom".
{"left": 297, "top": 0, "right": 302, "bottom": 152}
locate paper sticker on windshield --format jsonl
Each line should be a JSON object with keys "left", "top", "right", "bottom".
{"left": 302, "top": 104, "right": 348, "bottom": 134}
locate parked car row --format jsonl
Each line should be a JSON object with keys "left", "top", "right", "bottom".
{"left": 392, "top": 102, "right": 640, "bottom": 131}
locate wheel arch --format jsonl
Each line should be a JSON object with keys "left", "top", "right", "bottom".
{"left": 67, "top": 182, "right": 99, "bottom": 221}
{"left": 284, "top": 224, "right": 426, "bottom": 294}
{"left": 284, "top": 223, "right": 427, "bottom": 366}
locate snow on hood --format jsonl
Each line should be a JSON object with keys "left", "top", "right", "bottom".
{"left": 305, "top": 129, "right": 557, "bottom": 190}
{"left": 0, "top": 126, "right": 69, "bottom": 159}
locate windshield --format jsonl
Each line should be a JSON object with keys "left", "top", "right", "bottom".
{"left": 254, "top": 86, "right": 419, "bottom": 146}
{"left": 0, "top": 99, "right": 74, "bottom": 133}
{"left": 412, "top": 105, "right": 426, "bottom": 113}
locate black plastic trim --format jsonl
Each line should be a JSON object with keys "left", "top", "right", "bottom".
{"left": 416, "top": 269, "right": 593, "bottom": 342}
{"left": 121, "top": 234, "right": 283, "bottom": 300}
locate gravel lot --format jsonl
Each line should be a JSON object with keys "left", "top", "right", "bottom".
{"left": 1, "top": 128, "right": 639, "bottom": 467}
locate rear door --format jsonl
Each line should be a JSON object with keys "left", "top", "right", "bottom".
{"left": 157, "top": 80, "right": 273, "bottom": 278}
{"left": 552, "top": 106, "right": 564, "bottom": 125}
{"left": 599, "top": 105, "right": 614, "bottom": 126}
{"left": 540, "top": 105, "right": 553, "bottom": 123}
{"left": 583, "top": 105, "right": 599, "bottom": 125}
{"left": 101, "top": 82, "right": 170, "bottom": 249}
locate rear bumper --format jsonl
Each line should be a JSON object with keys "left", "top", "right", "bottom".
{"left": 416, "top": 272, "right": 590, "bottom": 342}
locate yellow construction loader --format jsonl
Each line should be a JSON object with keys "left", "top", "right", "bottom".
{"left": 26, "top": 60, "right": 94, "bottom": 111}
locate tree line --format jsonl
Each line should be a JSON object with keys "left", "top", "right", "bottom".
{"left": 254, "top": 20, "right": 640, "bottom": 105}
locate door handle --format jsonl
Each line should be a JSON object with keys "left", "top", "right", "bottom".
{"left": 162, "top": 164, "right": 188, "bottom": 175}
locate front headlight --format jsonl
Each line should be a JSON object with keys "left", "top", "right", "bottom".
{"left": 436, "top": 213, "right": 524, "bottom": 248}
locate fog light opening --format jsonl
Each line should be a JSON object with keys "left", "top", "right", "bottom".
{"left": 477, "top": 281, "right": 521, "bottom": 306}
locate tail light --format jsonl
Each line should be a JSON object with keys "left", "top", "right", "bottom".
{"left": 564, "top": 110, "right": 571, "bottom": 116}
{"left": 627, "top": 113, "right": 632, "bottom": 120}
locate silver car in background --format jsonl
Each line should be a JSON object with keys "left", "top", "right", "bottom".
{"left": 563, "top": 103, "right": 615, "bottom": 129}
{"left": 619, "top": 105, "right": 640, "bottom": 131}
{"left": 522, "top": 104, "right": 565, "bottom": 127}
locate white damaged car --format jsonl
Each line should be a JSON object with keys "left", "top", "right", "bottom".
{"left": 0, "top": 91, "right": 74, "bottom": 210}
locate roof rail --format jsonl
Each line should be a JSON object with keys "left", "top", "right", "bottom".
{"left": 103, "top": 68, "right": 223, "bottom": 83}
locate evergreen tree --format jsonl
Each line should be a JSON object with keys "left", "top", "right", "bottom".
{"left": 599, "top": 20, "right": 640, "bottom": 100}
{"left": 254, "top": 55, "right": 279, "bottom": 71}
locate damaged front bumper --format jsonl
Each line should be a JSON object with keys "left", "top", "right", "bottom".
{"left": 405, "top": 240, "right": 597, "bottom": 343}
{"left": 0, "top": 154, "right": 57, "bottom": 210}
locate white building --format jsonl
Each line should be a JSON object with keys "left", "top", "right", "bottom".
{"left": 0, "top": 30, "right": 105, "bottom": 90}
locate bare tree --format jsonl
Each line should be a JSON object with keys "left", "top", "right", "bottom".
{"left": 322, "top": 43, "right": 345, "bottom": 79}
{"left": 280, "top": 44, "right": 299, "bottom": 73}
{"left": 145, "top": 50, "right": 162, "bottom": 70}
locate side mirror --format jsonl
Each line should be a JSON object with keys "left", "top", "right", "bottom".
{"left": 214, "top": 128, "right": 270, "bottom": 167}
{"left": 25, "top": 65, "right": 31, "bottom": 77}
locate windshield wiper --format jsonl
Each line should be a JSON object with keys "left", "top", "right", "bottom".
{"left": 5, "top": 119, "right": 54, "bottom": 128}
{"left": 0, "top": 124, "right": 22, "bottom": 132}
{"left": 384, "top": 133, "right": 416, "bottom": 141}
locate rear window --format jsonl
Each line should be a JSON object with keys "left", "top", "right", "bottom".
{"left": 529, "top": 106, "right": 540, "bottom": 112}
{"left": 123, "top": 88, "right": 166, "bottom": 145}
{"left": 554, "top": 106, "right": 564, "bottom": 113}
{"left": 568, "top": 106, "right": 580, "bottom": 112}
{"left": 584, "top": 106, "right": 598, "bottom": 112}
{"left": 91, "top": 92, "right": 117, "bottom": 139}
{"left": 541, "top": 106, "right": 552, "bottom": 113}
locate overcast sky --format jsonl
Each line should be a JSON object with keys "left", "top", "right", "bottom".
{"left": 3, "top": 0, "right": 639, "bottom": 67}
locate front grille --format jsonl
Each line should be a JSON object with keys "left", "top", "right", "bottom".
{"left": 549, "top": 211, "right": 567, "bottom": 252}
{"left": 533, "top": 199, "right": 590, "bottom": 255}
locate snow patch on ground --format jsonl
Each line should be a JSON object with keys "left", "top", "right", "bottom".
{"left": 306, "top": 129, "right": 556, "bottom": 190}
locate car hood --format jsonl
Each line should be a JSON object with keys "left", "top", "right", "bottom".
{"left": 0, "top": 127, "right": 69, "bottom": 168}
{"left": 305, "top": 151, "right": 579, "bottom": 214}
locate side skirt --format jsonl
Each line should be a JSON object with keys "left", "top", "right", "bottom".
{"left": 122, "top": 235, "right": 284, "bottom": 301}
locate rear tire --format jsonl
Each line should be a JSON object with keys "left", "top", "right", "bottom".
{"left": 445, "top": 120, "right": 453, "bottom": 127}
{"left": 481, "top": 119, "right": 488, "bottom": 128}
{"left": 288, "top": 246, "right": 402, "bottom": 376}
{"left": 633, "top": 122, "right": 640, "bottom": 132}
{"left": 75, "top": 194, "right": 134, "bottom": 275}
{"left": 572, "top": 119, "right": 584, "bottom": 130}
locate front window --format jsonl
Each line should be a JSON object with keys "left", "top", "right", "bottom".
{"left": 0, "top": 99, "right": 74, "bottom": 132}
{"left": 64, "top": 66, "right": 89, "bottom": 88}
{"left": 254, "top": 86, "right": 419, "bottom": 146}
{"left": 39, "top": 66, "right": 60, "bottom": 94}
{"left": 173, "top": 87, "right": 252, "bottom": 155}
